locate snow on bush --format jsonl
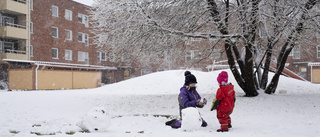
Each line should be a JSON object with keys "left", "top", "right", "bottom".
{"left": 181, "top": 107, "right": 202, "bottom": 131}
{"left": 78, "top": 107, "right": 111, "bottom": 133}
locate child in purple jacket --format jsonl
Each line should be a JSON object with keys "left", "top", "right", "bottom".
{"left": 165, "top": 71, "right": 207, "bottom": 129}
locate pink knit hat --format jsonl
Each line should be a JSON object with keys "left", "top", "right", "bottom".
{"left": 217, "top": 71, "right": 228, "bottom": 85}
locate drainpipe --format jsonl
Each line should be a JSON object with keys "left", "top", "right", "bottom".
{"left": 28, "top": 0, "right": 31, "bottom": 60}
{"left": 35, "top": 64, "right": 39, "bottom": 90}
{"left": 310, "top": 65, "right": 313, "bottom": 83}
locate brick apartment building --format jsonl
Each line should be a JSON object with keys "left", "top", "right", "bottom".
{"left": 285, "top": 36, "right": 320, "bottom": 83}
{"left": 0, "top": 0, "right": 130, "bottom": 90}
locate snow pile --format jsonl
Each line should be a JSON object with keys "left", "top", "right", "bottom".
{"left": 181, "top": 107, "right": 202, "bottom": 131}
{"left": 78, "top": 107, "right": 110, "bottom": 133}
{"left": 96, "top": 69, "right": 319, "bottom": 95}
{"left": 0, "top": 70, "right": 320, "bottom": 137}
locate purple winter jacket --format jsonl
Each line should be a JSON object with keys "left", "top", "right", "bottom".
{"left": 178, "top": 85, "right": 201, "bottom": 113}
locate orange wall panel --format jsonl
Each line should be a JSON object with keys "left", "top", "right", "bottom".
{"left": 9, "top": 70, "right": 33, "bottom": 90}
{"left": 37, "top": 70, "right": 73, "bottom": 90}
{"left": 312, "top": 69, "right": 320, "bottom": 83}
{"left": 73, "top": 71, "right": 101, "bottom": 89}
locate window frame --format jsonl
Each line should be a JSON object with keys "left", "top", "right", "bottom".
{"left": 193, "top": 50, "right": 202, "bottom": 60}
{"left": 65, "top": 9, "right": 72, "bottom": 21}
{"left": 30, "top": 22, "right": 33, "bottom": 34}
{"left": 78, "top": 13, "right": 89, "bottom": 27}
{"left": 210, "top": 49, "right": 221, "bottom": 59}
{"left": 109, "top": 54, "right": 115, "bottom": 62}
{"left": 30, "top": 0, "right": 33, "bottom": 10}
{"left": 317, "top": 45, "right": 320, "bottom": 58}
{"left": 185, "top": 50, "right": 203, "bottom": 62}
{"left": 78, "top": 51, "right": 89, "bottom": 62}
{"left": 52, "top": 48, "right": 58, "bottom": 59}
{"left": 52, "top": 26, "right": 58, "bottom": 38}
{"left": 101, "top": 52, "right": 106, "bottom": 61}
{"left": 30, "top": 45, "right": 33, "bottom": 57}
{"left": 65, "top": 29, "right": 72, "bottom": 41}
{"left": 65, "top": 50, "right": 72, "bottom": 61}
{"left": 185, "top": 51, "right": 192, "bottom": 62}
{"left": 121, "top": 53, "right": 130, "bottom": 62}
{"left": 78, "top": 32, "right": 89, "bottom": 46}
{"left": 52, "top": 5, "right": 59, "bottom": 17}
{"left": 97, "top": 52, "right": 101, "bottom": 63}
{"left": 292, "top": 45, "right": 301, "bottom": 59}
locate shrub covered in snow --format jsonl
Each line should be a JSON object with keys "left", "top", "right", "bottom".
{"left": 78, "top": 107, "right": 111, "bottom": 133}
{"left": 181, "top": 107, "right": 202, "bottom": 131}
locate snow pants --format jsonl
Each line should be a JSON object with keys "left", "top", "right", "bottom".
{"left": 217, "top": 110, "right": 232, "bottom": 130}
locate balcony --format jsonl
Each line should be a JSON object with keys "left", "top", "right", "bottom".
{"left": 0, "top": 24, "right": 27, "bottom": 39}
{"left": 0, "top": 0, "right": 28, "bottom": 15}
{"left": 0, "top": 40, "right": 28, "bottom": 61}
{"left": 0, "top": 51, "right": 27, "bottom": 61}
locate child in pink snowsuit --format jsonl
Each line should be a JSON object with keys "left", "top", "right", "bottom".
{"left": 210, "top": 71, "right": 236, "bottom": 132}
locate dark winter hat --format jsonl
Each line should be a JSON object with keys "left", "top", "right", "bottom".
{"left": 184, "top": 71, "right": 197, "bottom": 85}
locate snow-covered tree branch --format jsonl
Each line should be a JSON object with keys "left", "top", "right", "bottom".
{"left": 90, "top": 0, "right": 320, "bottom": 96}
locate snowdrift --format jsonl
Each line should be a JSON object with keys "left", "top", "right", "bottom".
{"left": 96, "top": 69, "right": 319, "bottom": 95}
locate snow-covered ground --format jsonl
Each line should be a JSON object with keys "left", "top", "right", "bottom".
{"left": 0, "top": 70, "right": 319, "bottom": 137}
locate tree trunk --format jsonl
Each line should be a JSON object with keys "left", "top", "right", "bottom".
{"left": 243, "top": 44, "right": 259, "bottom": 97}
{"left": 225, "top": 40, "right": 246, "bottom": 91}
{"left": 260, "top": 38, "right": 278, "bottom": 89}
{"left": 208, "top": 0, "right": 259, "bottom": 97}
{"left": 265, "top": 45, "right": 293, "bottom": 94}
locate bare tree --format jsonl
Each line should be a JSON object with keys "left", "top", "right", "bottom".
{"left": 90, "top": 0, "right": 320, "bottom": 96}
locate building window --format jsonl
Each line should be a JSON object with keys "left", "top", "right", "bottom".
{"left": 65, "top": 50, "right": 72, "bottom": 60}
{"left": 185, "top": 51, "right": 192, "bottom": 62}
{"left": 193, "top": 50, "right": 202, "bottom": 59}
{"left": 78, "top": 51, "right": 89, "bottom": 63}
{"left": 52, "top": 5, "right": 58, "bottom": 17}
{"left": 101, "top": 52, "right": 106, "bottom": 61}
{"left": 30, "top": 0, "right": 33, "bottom": 10}
{"left": 78, "top": 13, "right": 89, "bottom": 27}
{"left": 317, "top": 45, "right": 320, "bottom": 58}
{"left": 292, "top": 46, "right": 300, "bottom": 59}
{"left": 30, "top": 22, "right": 33, "bottom": 34}
{"left": 65, "top": 29, "right": 72, "bottom": 41}
{"left": 210, "top": 49, "right": 221, "bottom": 59}
{"left": 185, "top": 50, "right": 202, "bottom": 62}
{"left": 109, "top": 54, "right": 115, "bottom": 62}
{"left": 97, "top": 52, "right": 106, "bottom": 63}
{"left": 30, "top": 45, "right": 33, "bottom": 57}
{"left": 97, "top": 52, "right": 101, "bottom": 63}
{"left": 78, "top": 32, "right": 89, "bottom": 46}
{"left": 52, "top": 27, "right": 58, "bottom": 38}
{"left": 65, "top": 9, "right": 72, "bottom": 21}
{"left": 121, "top": 53, "right": 130, "bottom": 62}
{"left": 52, "top": 48, "right": 58, "bottom": 59}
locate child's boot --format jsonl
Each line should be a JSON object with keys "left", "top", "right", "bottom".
{"left": 217, "top": 129, "right": 229, "bottom": 132}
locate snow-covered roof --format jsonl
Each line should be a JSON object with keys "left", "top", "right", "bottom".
{"left": 308, "top": 62, "right": 320, "bottom": 66}
{"left": 2, "top": 59, "right": 117, "bottom": 70}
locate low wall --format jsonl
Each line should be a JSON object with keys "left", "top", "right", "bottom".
{"left": 9, "top": 69, "right": 33, "bottom": 90}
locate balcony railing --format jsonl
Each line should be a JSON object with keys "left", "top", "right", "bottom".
{"left": 3, "top": 49, "right": 26, "bottom": 54}
{"left": 12, "top": 0, "right": 26, "bottom": 4}
{"left": 0, "top": 22, "right": 26, "bottom": 29}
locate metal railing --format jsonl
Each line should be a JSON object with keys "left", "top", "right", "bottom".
{"left": 0, "top": 22, "right": 26, "bottom": 29}
{"left": 0, "top": 49, "right": 26, "bottom": 54}
{"left": 12, "top": 0, "right": 26, "bottom": 4}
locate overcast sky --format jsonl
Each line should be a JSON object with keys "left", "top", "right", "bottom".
{"left": 73, "top": 0, "right": 94, "bottom": 6}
